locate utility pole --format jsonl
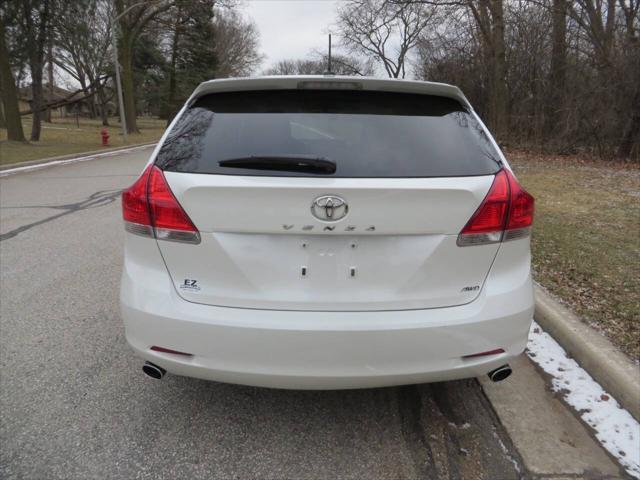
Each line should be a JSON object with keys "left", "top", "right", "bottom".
{"left": 326, "top": 34, "right": 333, "bottom": 74}
{"left": 112, "top": 19, "right": 128, "bottom": 142}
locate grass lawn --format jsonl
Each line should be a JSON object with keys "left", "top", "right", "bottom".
{"left": 0, "top": 116, "right": 166, "bottom": 166}
{"left": 508, "top": 150, "right": 640, "bottom": 360}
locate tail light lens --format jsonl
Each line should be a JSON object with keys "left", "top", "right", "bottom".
{"left": 147, "top": 166, "right": 200, "bottom": 243}
{"left": 122, "top": 165, "right": 200, "bottom": 244}
{"left": 458, "top": 168, "right": 534, "bottom": 246}
{"left": 122, "top": 164, "right": 154, "bottom": 237}
{"left": 505, "top": 169, "right": 535, "bottom": 233}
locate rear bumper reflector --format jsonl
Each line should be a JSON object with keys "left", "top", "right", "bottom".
{"left": 150, "top": 346, "right": 193, "bottom": 356}
{"left": 463, "top": 348, "right": 505, "bottom": 359}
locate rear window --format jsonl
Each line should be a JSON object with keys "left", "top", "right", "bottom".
{"left": 155, "top": 90, "right": 502, "bottom": 177}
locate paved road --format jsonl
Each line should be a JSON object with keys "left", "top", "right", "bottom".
{"left": 1, "top": 149, "right": 528, "bottom": 479}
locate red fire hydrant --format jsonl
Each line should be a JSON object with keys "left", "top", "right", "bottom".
{"left": 101, "top": 128, "right": 109, "bottom": 146}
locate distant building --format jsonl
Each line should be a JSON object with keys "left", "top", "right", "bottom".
{"left": 18, "top": 84, "right": 115, "bottom": 118}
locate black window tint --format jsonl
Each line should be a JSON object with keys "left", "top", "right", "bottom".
{"left": 155, "top": 90, "right": 502, "bottom": 177}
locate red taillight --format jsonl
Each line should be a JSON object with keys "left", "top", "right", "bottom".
{"left": 460, "top": 170, "right": 510, "bottom": 235}
{"left": 505, "top": 169, "right": 534, "bottom": 230}
{"left": 122, "top": 164, "right": 153, "bottom": 226}
{"left": 122, "top": 165, "right": 200, "bottom": 244}
{"left": 148, "top": 166, "right": 198, "bottom": 232}
{"left": 458, "top": 168, "right": 534, "bottom": 246}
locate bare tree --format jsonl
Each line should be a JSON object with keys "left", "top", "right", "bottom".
{"left": 545, "top": 0, "right": 567, "bottom": 136}
{"left": 158, "top": 0, "right": 217, "bottom": 120}
{"left": 352, "top": 0, "right": 508, "bottom": 139}
{"left": 44, "top": 35, "right": 53, "bottom": 122}
{"left": 568, "top": 0, "right": 618, "bottom": 68}
{"left": 0, "top": 13, "right": 26, "bottom": 141}
{"left": 337, "top": 0, "right": 438, "bottom": 78}
{"left": 213, "top": 9, "right": 263, "bottom": 78}
{"left": 264, "top": 59, "right": 315, "bottom": 75}
{"left": 618, "top": 0, "right": 640, "bottom": 40}
{"left": 54, "top": 0, "right": 113, "bottom": 123}
{"left": 114, "top": 0, "right": 174, "bottom": 133}
{"left": 264, "top": 53, "right": 374, "bottom": 76}
{"left": 412, "top": 0, "right": 639, "bottom": 157}
{"left": 615, "top": 0, "right": 640, "bottom": 157}
{"left": 314, "top": 51, "right": 376, "bottom": 75}
{"left": 476, "top": 0, "right": 508, "bottom": 139}
{"left": 22, "top": 0, "right": 52, "bottom": 141}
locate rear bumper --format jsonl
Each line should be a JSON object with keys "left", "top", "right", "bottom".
{"left": 120, "top": 238, "right": 534, "bottom": 389}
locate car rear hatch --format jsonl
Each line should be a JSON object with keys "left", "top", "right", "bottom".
{"left": 149, "top": 87, "right": 504, "bottom": 311}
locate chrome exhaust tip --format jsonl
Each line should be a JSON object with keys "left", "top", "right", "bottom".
{"left": 142, "top": 361, "right": 166, "bottom": 380}
{"left": 487, "top": 364, "right": 512, "bottom": 382}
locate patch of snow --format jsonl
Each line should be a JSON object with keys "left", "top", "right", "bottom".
{"left": 448, "top": 421, "right": 471, "bottom": 430}
{"left": 527, "top": 321, "right": 640, "bottom": 479}
{"left": 492, "top": 425, "right": 522, "bottom": 473}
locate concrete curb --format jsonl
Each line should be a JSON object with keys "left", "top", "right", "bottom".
{"left": 534, "top": 283, "right": 640, "bottom": 421}
{"left": 0, "top": 142, "right": 156, "bottom": 175}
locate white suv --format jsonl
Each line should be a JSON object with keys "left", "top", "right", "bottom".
{"left": 120, "top": 76, "right": 535, "bottom": 389}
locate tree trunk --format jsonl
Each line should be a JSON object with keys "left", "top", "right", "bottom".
{"left": 98, "top": 85, "right": 109, "bottom": 126}
{"left": 472, "top": 0, "right": 508, "bottom": 140}
{"left": 45, "top": 38, "right": 53, "bottom": 122}
{"left": 86, "top": 74, "right": 98, "bottom": 119}
{"left": 0, "top": 93, "right": 6, "bottom": 128}
{"left": 617, "top": 82, "right": 640, "bottom": 159}
{"left": 165, "top": 8, "right": 181, "bottom": 122}
{"left": 87, "top": 97, "right": 97, "bottom": 118}
{"left": 84, "top": 73, "right": 98, "bottom": 119}
{"left": 490, "top": 0, "right": 508, "bottom": 142}
{"left": 546, "top": 0, "right": 567, "bottom": 136}
{"left": 30, "top": 64, "right": 44, "bottom": 141}
{"left": 25, "top": 0, "right": 51, "bottom": 141}
{"left": 0, "top": 16, "right": 26, "bottom": 141}
{"left": 119, "top": 32, "right": 138, "bottom": 134}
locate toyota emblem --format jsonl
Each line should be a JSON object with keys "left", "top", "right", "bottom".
{"left": 311, "top": 195, "right": 348, "bottom": 222}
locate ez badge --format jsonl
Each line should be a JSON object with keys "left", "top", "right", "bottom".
{"left": 180, "top": 279, "right": 201, "bottom": 292}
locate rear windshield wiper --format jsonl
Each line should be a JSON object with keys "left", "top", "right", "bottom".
{"left": 219, "top": 155, "right": 336, "bottom": 174}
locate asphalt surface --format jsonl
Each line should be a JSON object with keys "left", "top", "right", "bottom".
{"left": 0, "top": 149, "right": 526, "bottom": 479}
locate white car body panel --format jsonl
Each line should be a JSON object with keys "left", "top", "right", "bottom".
{"left": 159, "top": 173, "right": 498, "bottom": 310}
{"left": 120, "top": 75, "right": 534, "bottom": 389}
{"left": 189, "top": 76, "right": 473, "bottom": 109}
{"left": 164, "top": 173, "right": 493, "bottom": 235}
{"left": 121, "top": 233, "right": 533, "bottom": 389}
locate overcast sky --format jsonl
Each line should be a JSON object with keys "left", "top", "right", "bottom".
{"left": 241, "top": 0, "right": 340, "bottom": 73}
